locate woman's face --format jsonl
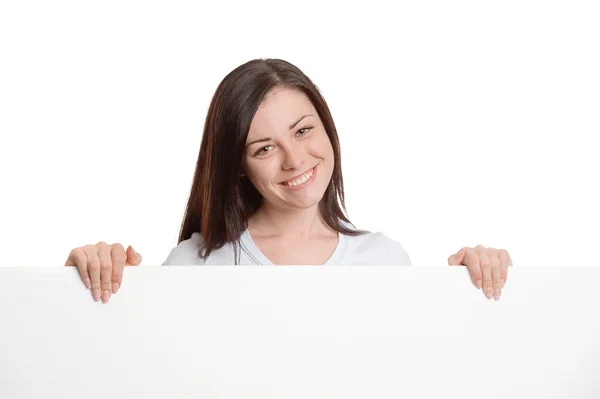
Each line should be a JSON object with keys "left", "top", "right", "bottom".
{"left": 242, "top": 87, "right": 335, "bottom": 211}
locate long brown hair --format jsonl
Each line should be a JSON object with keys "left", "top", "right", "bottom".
{"left": 178, "top": 58, "right": 366, "bottom": 263}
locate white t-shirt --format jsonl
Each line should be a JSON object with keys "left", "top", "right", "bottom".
{"left": 161, "top": 228, "right": 412, "bottom": 266}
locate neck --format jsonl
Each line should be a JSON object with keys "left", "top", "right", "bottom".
{"left": 248, "top": 201, "right": 333, "bottom": 239}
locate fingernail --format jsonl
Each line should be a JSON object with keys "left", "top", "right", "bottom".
{"left": 476, "top": 280, "right": 482, "bottom": 289}
{"left": 130, "top": 246, "right": 136, "bottom": 255}
{"left": 93, "top": 289, "right": 100, "bottom": 301}
{"left": 486, "top": 287, "right": 493, "bottom": 299}
{"left": 501, "top": 279, "right": 505, "bottom": 288}
{"left": 102, "top": 290, "right": 110, "bottom": 303}
{"left": 84, "top": 278, "right": 91, "bottom": 289}
{"left": 113, "top": 282, "right": 119, "bottom": 293}
{"left": 494, "top": 289, "right": 501, "bottom": 300}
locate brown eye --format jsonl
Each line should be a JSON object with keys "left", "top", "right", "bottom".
{"left": 296, "top": 126, "right": 313, "bottom": 136}
{"left": 255, "top": 145, "right": 273, "bottom": 156}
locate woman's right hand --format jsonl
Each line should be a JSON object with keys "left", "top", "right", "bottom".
{"left": 65, "top": 242, "right": 142, "bottom": 303}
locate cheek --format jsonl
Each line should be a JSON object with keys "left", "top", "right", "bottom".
{"left": 310, "top": 131, "right": 334, "bottom": 157}
{"left": 246, "top": 161, "right": 278, "bottom": 188}
{"left": 319, "top": 137, "right": 335, "bottom": 163}
{"left": 326, "top": 142, "right": 334, "bottom": 159}
{"left": 320, "top": 137, "right": 335, "bottom": 176}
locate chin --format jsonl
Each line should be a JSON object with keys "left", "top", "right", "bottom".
{"left": 297, "top": 198, "right": 323, "bottom": 209}
{"left": 270, "top": 191, "right": 325, "bottom": 210}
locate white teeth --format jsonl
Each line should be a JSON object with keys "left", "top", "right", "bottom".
{"left": 285, "top": 168, "right": 313, "bottom": 187}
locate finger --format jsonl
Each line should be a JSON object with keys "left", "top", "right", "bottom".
{"left": 491, "top": 251, "right": 502, "bottom": 300}
{"left": 447, "top": 248, "right": 466, "bottom": 266}
{"left": 84, "top": 246, "right": 102, "bottom": 302}
{"left": 499, "top": 249, "right": 512, "bottom": 287}
{"left": 463, "top": 249, "right": 483, "bottom": 290}
{"left": 110, "top": 244, "right": 127, "bottom": 294}
{"left": 65, "top": 248, "right": 91, "bottom": 289}
{"left": 125, "top": 245, "right": 142, "bottom": 266}
{"left": 478, "top": 250, "right": 494, "bottom": 299}
{"left": 96, "top": 242, "right": 113, "bottom": 303}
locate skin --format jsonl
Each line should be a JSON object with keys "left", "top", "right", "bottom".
{"left": 65, "top": 87, "right": 512, "bottom": 303}
{"left": 448, "top": 246, "right": 513, "bottom": 300}
{"left": 241, "top": 87, "right": 336, "bottom": 240}
{"left": 241, "top": 87, "right": 340, "bottom": 264}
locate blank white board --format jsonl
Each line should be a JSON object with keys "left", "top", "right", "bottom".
{"left": 1, "top": 265, "right": 599, "bottom": 398}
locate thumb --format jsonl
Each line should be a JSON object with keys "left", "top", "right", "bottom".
{"left": 448, "top": 247, "right": 466, "bottom": 266}
{"left": 125, "top": 245, "right": 142, "bottom": 266}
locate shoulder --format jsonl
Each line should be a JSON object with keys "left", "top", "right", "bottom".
{"left": 161, "top": 233, "right": 204, "bottom": 265}
{"left": 343, "top": 230, "right": 412, "bottom": 265}
{"left": 161, "top": 232, "right": 237, "bottom": 265}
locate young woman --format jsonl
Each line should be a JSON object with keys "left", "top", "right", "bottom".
{"left": 65, "top": 58, "right": 513, "bottom": 303}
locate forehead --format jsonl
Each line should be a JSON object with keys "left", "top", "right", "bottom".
{"left": 247, "top": 88, "right": 316, "bottom": 138}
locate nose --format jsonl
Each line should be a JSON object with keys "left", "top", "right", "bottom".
{"left": 281, "top": 144, "right": 305, "bottom": 171}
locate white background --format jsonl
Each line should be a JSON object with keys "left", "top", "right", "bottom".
{"left": 1, "top": 0, "right": 598, "bottom": 267}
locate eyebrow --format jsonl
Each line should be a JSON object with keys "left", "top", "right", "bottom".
{"left": 245, "top": 114, "right": 314, "bottom": 148}
{"left": 289, "top": 114, "right": 312, "bottom": 129}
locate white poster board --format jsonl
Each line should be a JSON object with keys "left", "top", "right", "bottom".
{"left": 1, "top": 265, "right": 599, "bottom": 398}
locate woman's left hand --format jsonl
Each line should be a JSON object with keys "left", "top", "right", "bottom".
{"left": 447, "top": 245, "right": 513, "bottom": 301}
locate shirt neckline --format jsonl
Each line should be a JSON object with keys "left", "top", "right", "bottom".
{"left": 239, "top": 227, "right": 348, "bottom": 265}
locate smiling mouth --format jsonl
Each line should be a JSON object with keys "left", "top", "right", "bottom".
{"left": 279, "top": 165, "right": 317, "bottom": 188}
